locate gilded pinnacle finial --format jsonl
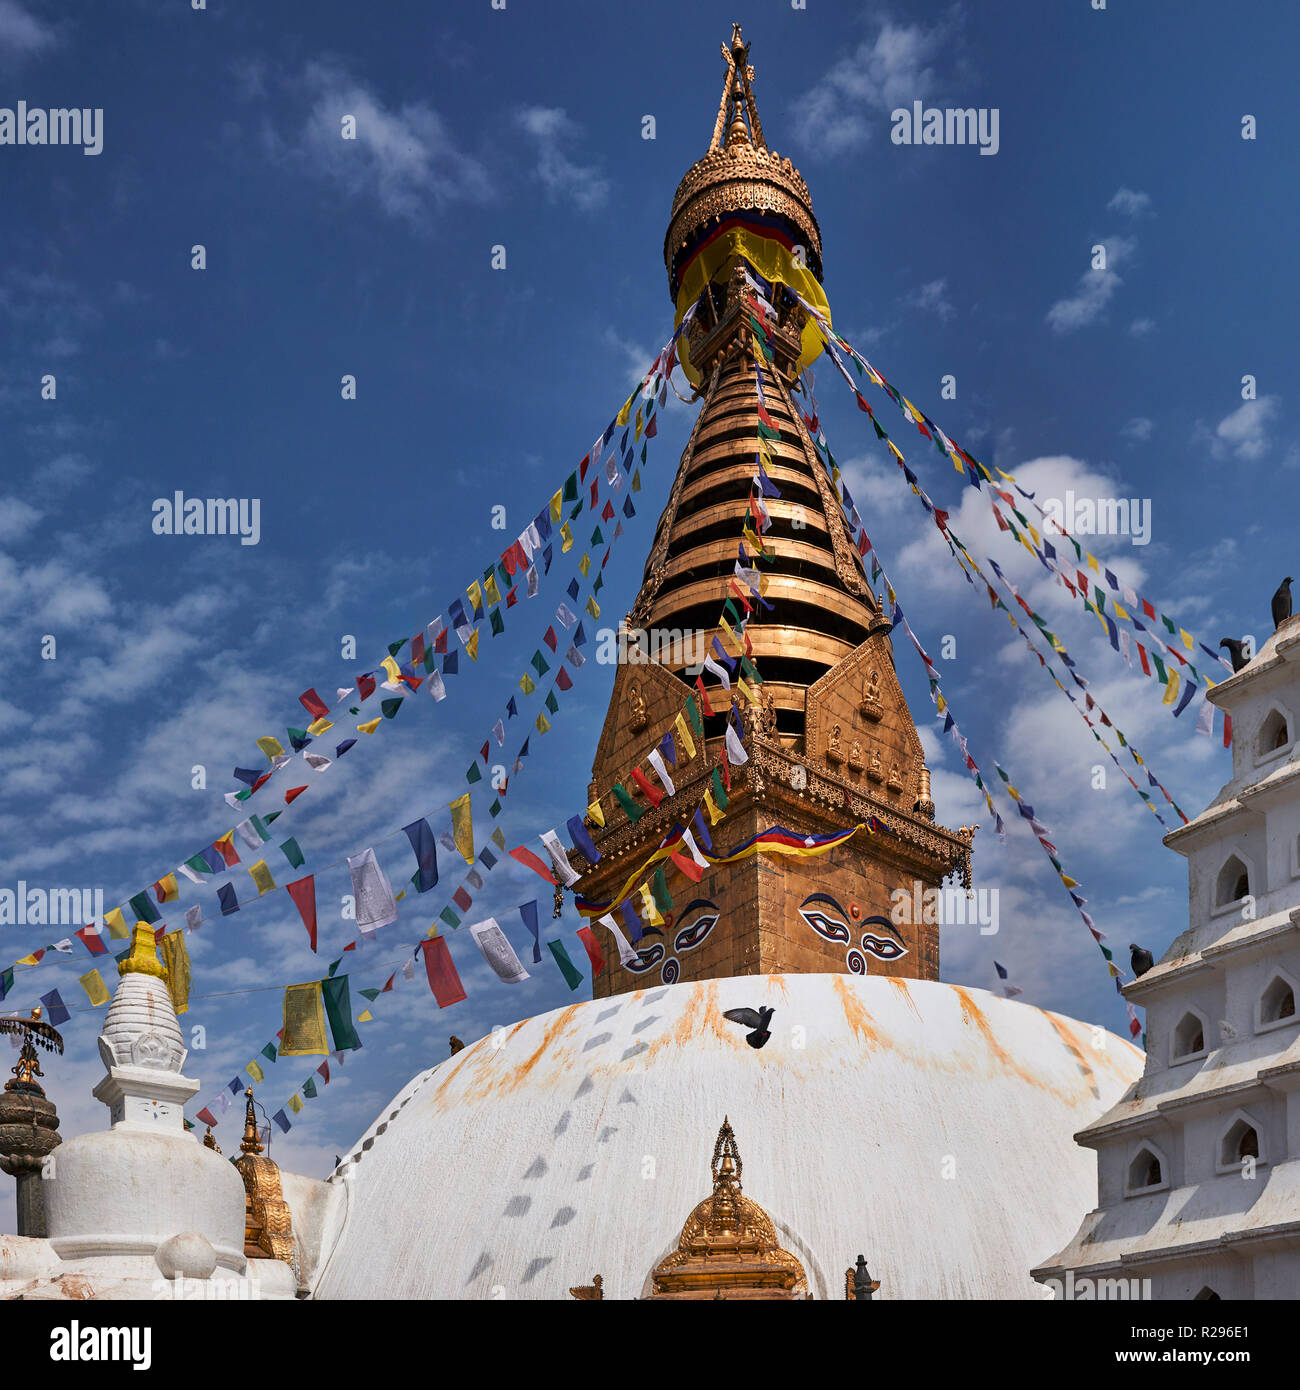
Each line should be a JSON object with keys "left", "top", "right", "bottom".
{"left": 118, "top": 921, "right": 167, "bottom": 980}
{"left": 0, "top": 1007, "right": 64, "bottom": 1094}
{"left": 240, "top": 1089, "right": 263, "bottom": 1155}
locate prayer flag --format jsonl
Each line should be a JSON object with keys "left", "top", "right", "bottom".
{"left": 287, "top": 876, "right": 318, "bottom": 951}
{"left": 470, "top": 917, "right": 530, "bottom": 983}
{"left": 566, "top": 814, "right": 600, "bottom": 865}
{"left": 39, "top": 989, "right": 69, "bottom": 1026}
{"left": 79, "top": 968, "right": 110, "bottom": 1007}
{"left": 321, "top": 974, "right": 361, "bottom": 1052}
{"left": 403, "top": 819, "right": 439, "bottom": 892}
{"left": 449, "top": 793, "right": 475, "bottom": 864}
{"left": 519, "top": 901, "right": 541, "bottom": 963}
{"left": 419, "top": 935, "right": 466, "bottom": 1007}
{"left": 249, "top": 859, "right": 276, "bottom": 895}
{"left": 280, "top": 838, "right": 305, "bottom": 869}
{"left": 510, "top": 845, "right": 556, "bottom": 884}
{"left": 548, "top": 939, "right": 584, "bottom": 991}
{"left": 347, "top": 848, "right": 398, "bottom": 932}
{"left": 160, "top": 931, "right": 192, "bottom": 1014}
{"left": 575, "top": 925, "right": 605, "bottom": 978}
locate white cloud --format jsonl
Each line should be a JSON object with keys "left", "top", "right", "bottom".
{"left": 515, "top": 106, "right": 609, "bottom": 212}
{"left": 1198, "top": 395, "right": 1280, "bottom": 463}
{"left": 269, "top": 59, "right": 492, "bottom": 224}
{"left": 792, "top": 16, "right": 954, "bottom": 156}
{"left": 0, "top": 0, "right": 56, "bottom": 66}
{"left": 1128, "top": 317, "right": 1155, "bottom": 338}
{"left": 1107, "top": 187, "right": 1152, "bottom": 218}
{"left": 904, "top": 278, "right": 955, "bottom": 322}
{"left": 0, "top": 495, "right": 41, "bottom": 541}
{"left": 1120, "top": 417, "right": 1153, "bottom": 442}
{"left": 1045, "top": 235, "right": 1137, "bottom": 334}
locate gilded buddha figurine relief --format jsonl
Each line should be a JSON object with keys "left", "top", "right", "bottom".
{"left": 826, "top": 723, "right": 844, "bottom": 764}
{"left": 629, "top": 681, "right": 648, "bottom": 733}
{"left": 848, "top": 738, "right": 863, "bottom": 770}
{"left": 887, "top": 764, "right": 903, "bottom": 794}
{"left": 866, "top": 747, "right": 884, "bottom": 782}
{"left": 859, "top": 669, "right": 883, "bottom": 721}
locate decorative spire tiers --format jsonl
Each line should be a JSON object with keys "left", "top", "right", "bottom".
{"left": 647, "top": 1117, "right": 809, "bottom": 1299}
{"left": 232, "top": 1090, "right": 298, "bottom": 1273}
{"left": 1037, "top": 608, "right": 1300, "bottom": 1299}
{"left": 578, "top": 30, "right": 972, "bottom": 997}
{"left": 36, "top": 921, "right": 254, "bottom": 1292}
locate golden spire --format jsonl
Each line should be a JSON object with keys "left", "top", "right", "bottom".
{"left": 202, "top": 1126, "right": 221, "bottom": 1154}
{"left": 240, "top": 1090, "right": 263, "bottom": 1155}
{"left": 118, "top": 921, "right": 167, "bottom": 980}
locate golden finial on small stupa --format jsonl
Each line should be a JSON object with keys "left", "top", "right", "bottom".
{"left": 118, "top": 921, "right": 167, "bottom": 980}
{"left": 240, "top": 1090, "right": 263, "bottom": 1156}
{"left": 203, "top": 1126, "right": 221, "bottom": 1154}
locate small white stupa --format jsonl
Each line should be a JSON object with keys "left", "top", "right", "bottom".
{"left": 0, "top": 923, "right": 297, "bottom": 1299}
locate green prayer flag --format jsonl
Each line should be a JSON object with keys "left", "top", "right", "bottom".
{"left": 381, "top": 697, "right": 403, "bottom": 719}
{"left": 711, "top": 767, "right": 729, "bottom": 810}
{"left": 261, "top": 1042, "right": 277, "bottom": 1063}
{"left": 387, "top": 640, "right": 404, "bottom": 657}
{"left": 592, "top": 573, "right": 603, "bottom": 595}
{"left": 466, "top": 762, "right": 482, "bottom": 784}
{"left": 548, "top": 939, "right": 584, "bottom": 991}
{"left": 490, "top": 608, "right": 505, "bottom": 636}
{"left": 264, "top": 810, "right": 281, "bottom": 825}
{"left": 531, "top": 651, "right": 549, "bottom": 676}
{"left": 128, "top": 890, "right": 159, "bottom": 925}
{"left": 652, "top": 866, "right": 673, "bottom": 913}
{"left": 303, "top": 1078, "right": 318, "bottom": 1099}
{"left": 280, "top": 837, "right": 305, "bottom": 869}
{"left": 563, "top": 471, "right": 578, "bottom": 502}
{"left": 613, "top": 783, "right": 644, "bottom": 822}
{"left": 489, "top": 798, "right": 502, "bottom": 817}
{"left": 545, "top": 690, "right": 559, "bottom": 715}
{"left": 440, "top": 906, "right": 460, "bottom": 929}
{"left": 1152, "top": 653, "right": 1167, "bottom": 683}
{"left": 687, "top": 694, "right": 703, "bottom": 737}
{"left": 359, "top": 987, "right": 380, "bottom": 1001}
{"left": 321, "top": 974, "right": 362, "bottom": 1052}
{"left": 498, "top": 561, "right": 512, "bottom": 590}
{"left": 184, "top": 854, "right": 212, "bottom": 876}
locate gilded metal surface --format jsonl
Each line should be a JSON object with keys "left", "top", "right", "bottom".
{"left": 231, "top": 1090, "right": 297, "bottom": 1269}
{"left": 647, "top": 1116, "right": 809, "bottom": 1299}
{"left": 118, "top": 921, "right": 167, "bottom": 980}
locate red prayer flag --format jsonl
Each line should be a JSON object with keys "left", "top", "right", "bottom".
{"left": 695, "top": 674, "right": 715, "bottom": 717}
{"left": 317, "top": 1060, "right": 330, "bottom": 1082}
{"left": 434, "top": 628, "right": 448, "bottom": 653}
{"left": 411, "top": 634, "right": 426, "bottom": 665}
{"left": 669, "top": 848, "right": 704, "bottom": 884}
{"left": 1142, "top": 598, "right": 1156, "bottom": 620}
{"left": 575, "top": 925, "right": 605, "bottom": 979}
{"left": 506, "top": 589, "right": 518, "bottom": 608}
{"left": 601, "top": 500, "right": 615, "bottom": 522}
{"left": 214, "top": 834, "right": 240, "bottom": 867}
{"left": 645, "top": 414, "right": 657, "bottom": 438}
{"left": 286, "top": 876, "right": 318, "bottom": 951}
{"left": 196, "top": 1108, "right": 218, "bottom": 1128}
{"left": 76, "top": 924, "right": 108, "bottom": 955}
{"left": 555, "top": 666, "right": 572, "bottom": 691}
{"left": 1137, "top": 644, "right": 1151, "bottom": 677}
{"left": 630, "top": 767, "right": 662, "bottom": 807}
{"left": 510, "top": 845, "right": 557, "bottom": 884}
{"left": 356, "top": 673, "right": 376, "bottom": 700}
{"left": 299, "top": 688, "right": 330, "bottom": 720}
{"left": 284, "top": 786, "right": 308, "bottom": 805}
{"left": 1224, "top": 713, "right": 1233, "bottom": 749}
{"left": 381, "top": 974, "right": 395, "bottom": 993}
{"left": 452, "top": 886, "right": 472, "bottom": 912}
{"left": 579, "top": 452, "right": 590, "bottom": 483}
{"left": 420, "top": 936, "right": 467, "bottom": 1008}
{"left": 544, "top": 626, "right": 558, "bottom": 652}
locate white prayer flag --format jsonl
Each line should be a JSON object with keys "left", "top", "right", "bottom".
{"left": 527, "top": 566, "right": 539, "bottom": 598}
{"left": 597, "top": 913, "right": 638, "bottom": 968}
{"left": 1196, "top": 695, "right": 1215, "bottom": 737}
{"left": 336, "top": 687, "right": 354, "bottom": 703}
{"left": 556, "top": 601, "right": 577, "bottom": 629}
{"left": 51, "top": 939, "right": 72, "bottom": 954}
{"left": 176, "top": 862, "right": 203, "bottom": 885}
{"left": 681, "top": 828, "right": 709, "bottom": 870}
{"left": 647, "top": 748, "right": 676, "bottom": 797}
{"left": 703, "top": 653, "right": 732, "bottom": 689}
{"left": 347, "top": 848, "right": 399, "bottom": 932}
{"left": 470, "top": 916, "right": 530, "bottom": 984}
{"left": 185, "top": 904, "right": 202, "bottom": 932}
{"left": 235, "top": 819, "right": 263, "bottom": 849}
{"left": 540, "top": 829, "right": 581, "bottom": 887}
{"left": 427, "top": 670, "right": 447, "bottom": 702}
{"left": 305, "top": 753, "right": 332, "bottom": 771}
{"left": 725, "top": 724, "right": 750, "bottom": 766}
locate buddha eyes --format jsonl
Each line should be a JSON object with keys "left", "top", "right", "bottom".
{"left": 798, "top": 908, "right": 850, "bottom": 943}
{"left": 674, "top": 899, "right": 720, "bottom": 952}
{"left": 861, "top": 933, "right": 907, "bottom": 962}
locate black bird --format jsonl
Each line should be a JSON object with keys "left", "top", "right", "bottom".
{"left": 723, "top": 1005, "right": 774, "bottom": 1049}
{"left": 1272, "top": 577, "right": 1294, "bottom": 629}
{"left": 1220, "top": 638, "right": 1250, "bottom": 673}
{"left": 1130, "top": 943, "right": 1155, "bottom": 978}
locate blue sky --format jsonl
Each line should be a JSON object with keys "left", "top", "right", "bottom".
{"left": 1, "top": 0, "right": 1297, "bottom": 1205}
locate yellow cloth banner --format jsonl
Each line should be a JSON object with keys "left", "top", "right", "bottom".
{"left": 160, "top": 930, "right": 192, "bottom": 1016}
{"left": 246, "top": 1059, "right": 264, "bottom": 1083}
{"left": 288, "top": 1093, "right": 304, "bottom": 1113}
{"left": 156, "top": 873, "right": 178, "bottom": 903}
{"left": 674, "top": 712, "right": 696, "bottom": 760}
{"left": 281, "top": 981, "right": 329, "bottom": 1056}
{"left": 358, "top": 1010, "right": 374, "bottom": 1023}
{"left": 585, "top": 597, "right": 600, "bottom": 620}
{"left": 449, "top": 793, "right": 475, "bottom": 864}
{"left": 704, "top": 788, "right": 723, "bottom": 824}
{"left": 483, "top": 572, "right": 501, "bottom": 606}
{"left": 358, "top": 716, "right": 382, "bottom": 734}
{"left": 381, "top": 656, "right": 402, "bottom": 684}
{"left": 105, "top": 907, "right": 129, "bottom": 939}
{"left": 616, "top": 393, "right": 634, "bottom": 427}
{"left": 519, "top": 672, "right": 536, "bottom": 695}
{"left": 249, "top": 859, "right": 276, "bottom": 895}
{"left": 465, "top": 630, "right": 480, "bottom": 662}
{"left": 256, "top": 735, "right": 284, "bottom": 761}
{"left": 536, "top": 713, "right": 551, "bottom": 734}
{"left": 579, "top": 552, "right": 591, "bottom": 577}
{"left": 560, "top": 523, "right": 574, "bottom": 553}
{"left": 638, "top": 883, "right": 663, "bottom": 927}
{"left": 79, "top": 968, "right": 110, "bottom": 1007}
{"left": 587, "top": 800, "right": 605, "bottom": 828}
{"left": 550, "top": 490, "right": 563, "bottom": 522}
{"left": 307, "top": 717, "right": 333, "bottom": 736}
{"left": 1162, "top": 669, "right": 1180, "bottom": 706}
{"left": 674, "top": 228, "right": 832, "bottom": 385}
{"left": 466, "top": 580, "right": 483, "bottom": 615}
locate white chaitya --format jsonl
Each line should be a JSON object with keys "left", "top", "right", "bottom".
{"left": 1037, "top": 614, "right": 1300, "bottom": 1300}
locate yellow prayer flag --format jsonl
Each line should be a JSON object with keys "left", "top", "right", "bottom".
{"left": 449, "top": 792, "right": 475, "bottom": 864}
{"left": 288, "top": 1093, "right": 304, "bottom": 1113}
{"left": 616, "top": 392, "right": 633, "bottom": 427}
{"left": 16, "top": 953, "right": 40, "bottom": 967}
{"left": 466, "top": 580, "right": 483, "bottom": 615}
{"left": 381, "top": 656, "right": 402, "bottom": 685}
{"left": 579, "top": 552, "right": 591, "bottom": 577}
{"left": 585, "top": 596, "right": 600, "bottom": 620}
{"left": 1114, "top": 602, "right": 1130, "bottom": 621}
{"left": 358, "top": 717, "right": 382, "bottom": 734}
{"left": 887, "top": 441, "right": 904, "bottom": 462}
{"left": 160, "top": 930, "right": 192, "bottom": 1016}
{"left": 1061, "top": 875, "right": 1080, "bottom": 888}
{"left": 1181, "top": 628, "right": 1194, "bottom": 651}
{"left": 550, "top": 490, "right": 563, "bottom": 523}
{"left": 358, "top": 1010, "right": 374, "bottom": 1023}
{"left": 638, "top": 883, "right": 663, "bottom": 927}
{"left": 674, "top": 712, "right": 696, "bottom": 760}
{"left": 246, "top": 1059, "right": 265, "bottom": 1083}
{"left": 156, "top": 873, "right": 179, "bottom": 904}
{"left": 249, "top": 859, "right": 276, "bottom": 895}
{"left": 104, "top": 906, "right": 129, "bottom": 940}
{"left": 1087, "top": 552, "right": 1099, "bottom": 574}
{"left": 256, "top": 735, "right": 284, "bottom": 762}
{"left": 519, "top": 672, "right": 536, "bottom": 695}
{"left": 635, "top": 405, "right": 643, "bottom": 439}
{"left": 704, "top": 788, "right": 723, "bottom": 825}
{"left": 281, "top": 981, "right": 329, "bottom": 1056}
{"left": 79, "top": 968, "right": 110, "bottom": 1007}
{"left": 1162, "top": 669, "right": 1180, "bottom": 706}
{"left": 483, "top": 572, "right": 501, "bottom": 606}
{"left": 465, "top": 630, "right": 480, "bottom": 662}
{"left": 587, "top": 800, "right": 605, "bottom": 829}
{"left": 491, "top": 827, "right": 506, "bottom": 851}
{"left": 307, "top": 717, "right": 333, "bottom": 736}
{"left": 536, "top": 713, "right": 551, "bottom": 734}
{"left": 632, "top": 470, "right": 641, "bottom": 494}
{"left": 560, "top": 523, "right": 574, "bottom": 553}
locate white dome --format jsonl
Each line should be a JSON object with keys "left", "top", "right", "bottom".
{"left": 97, "top": 972, "right": 186, "bottom": 1073}
{"left": 314, "top": 974, "right": 1143, "bottom": 1299}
